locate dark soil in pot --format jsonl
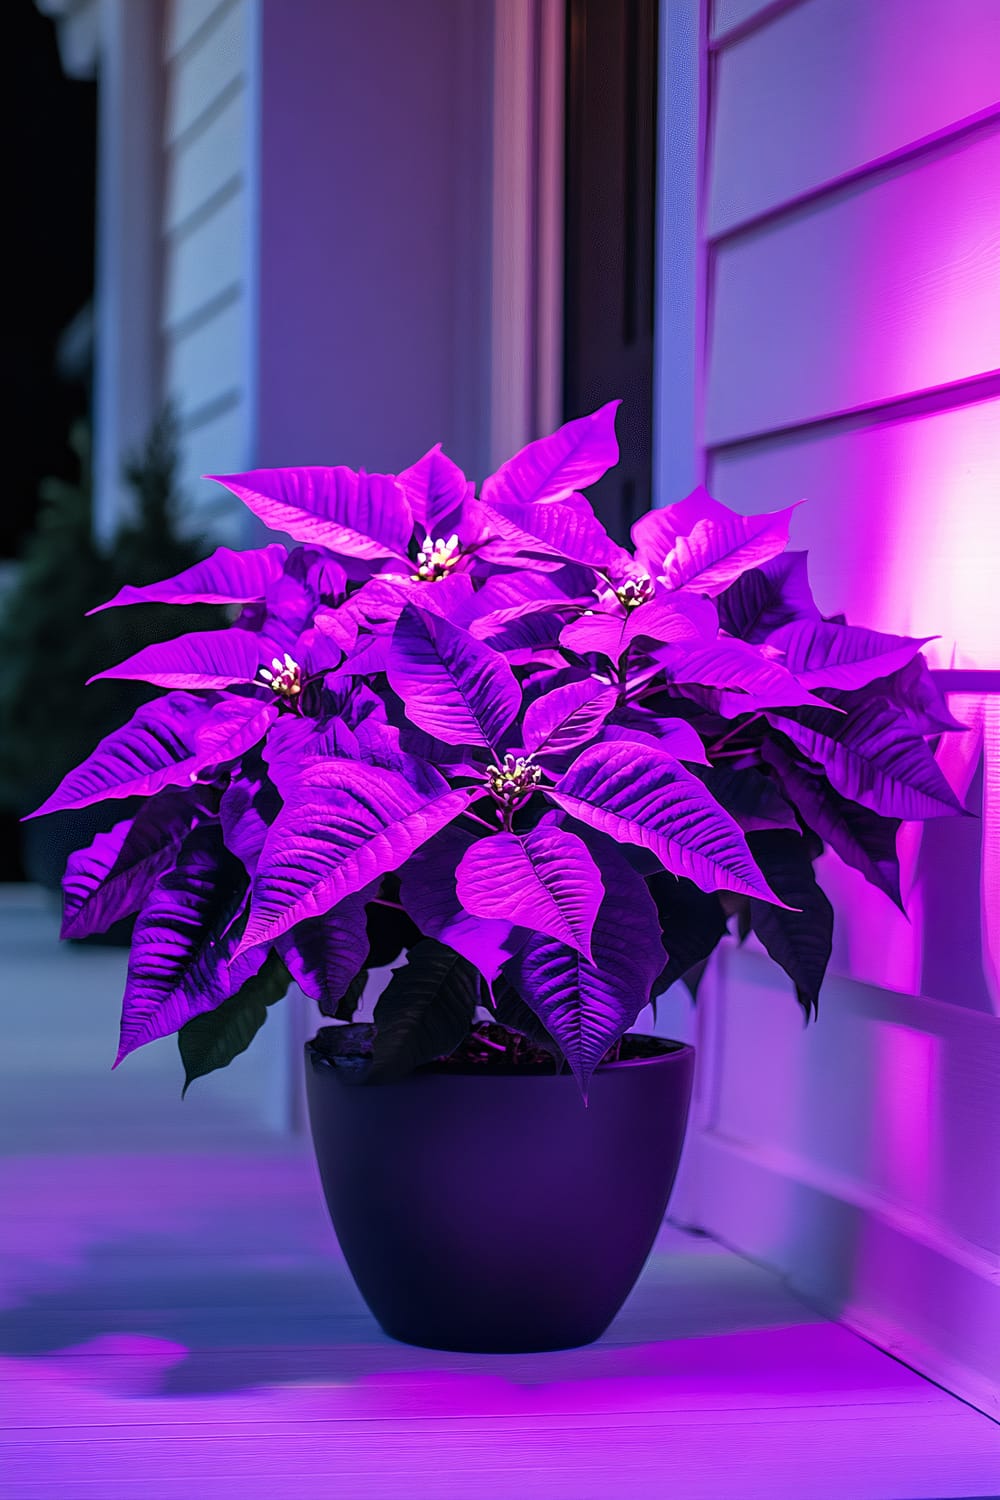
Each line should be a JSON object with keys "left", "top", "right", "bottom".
{"left": 305, "top": 1030, "right": 695, "bottom": 1353}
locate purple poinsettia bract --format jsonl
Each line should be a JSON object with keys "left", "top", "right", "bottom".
{"left": 30, "top": 401, "right": 966, "bottom": 1095}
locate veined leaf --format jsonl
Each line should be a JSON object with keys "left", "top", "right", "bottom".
{"left": 770, "top": 698, "right": 965, "bottom": 820}
{"left": 91, "top": 627, "right": 266, "bottom": 690}
{"left": 27, "top": 693, "right": 220, "bottom": 818}
{"left": 560, "top": 596, "right": 716, "bottom": 662}
{"left": 178, "top": 950, "right": 291, "bottom": 1094}
{"left": 481, "top": 401, "right": 620, "bottom": 506}
{"left": 479, "top": 496, "right": 626, "bottom": 570}
{"left": 549, "top": 740, "right": 785, "bottom": 903}
{"left": 717, "top": 551, "right": 820, "bottom": 641}
{"left": 370, "top": 939, "right": 480, "bottom": 1081}
{"left": 398, "top": 444, "right": 472, "bottom": 538}
{"left": 633, "top": 488, "right": 800, "bottom": 597}
{"left": 502, "top": 840, "right": 664, "bottom": 1095}
{"left": 761, "top": 737, "right": 903, "bottom": 908}
{"left": 207, "top": 466, "right": 413, "bottom": 560}
{"left": 657, "top": 637, "right": 828, "bottom": 710}
{"left": 239, "top": 759, "right": 474, "bottom": 950}
{"left": 600, "top": 707, "right": 708, "bottom": 764}
{"left": 648, "top": 873, "right": 729, "bottom": 999}
{"left": 746, "top": 829, "right": 834, "bottom": 1020}
{"left": 116, "top": 827, "right": 263, "bottom": 1064}
{"left": 387, "top": 603, "right": 521, "bottom": 748}
{"left": 768, "top": 620, "right": 932, "bottom": 692}
{"left": 399, "top": 824, "right": 525, "bottom": 983}
{"left": 62, "top": 789, "right": 205, "bottom": 940}
{"left": 276, "top": 894, "right": 370, "bottom": 1016}
{"left": 456, "top": 826, "right": 603, "bottom": 961}
{"left": 89, "top": 545, "right": 287, "bottom": 613}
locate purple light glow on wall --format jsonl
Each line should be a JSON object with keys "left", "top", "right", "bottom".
{"left": 872, "top": 1022, "right": 940, "bottom": 1211}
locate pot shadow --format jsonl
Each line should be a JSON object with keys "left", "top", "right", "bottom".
{"left": 0, "top": 1221, "right": 821, "bottom": 1400}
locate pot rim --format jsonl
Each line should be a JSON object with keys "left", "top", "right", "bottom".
{"left": 306, "top": 1032, "right": 694, "bottom": 1079}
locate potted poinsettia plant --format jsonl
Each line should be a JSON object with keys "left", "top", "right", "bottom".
{"left": 28, "top": 403, "right": 965, "bottom": 1352}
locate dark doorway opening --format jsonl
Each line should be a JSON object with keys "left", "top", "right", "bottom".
{"left": 563, "top": 0, "right": 658, "bottom": 544}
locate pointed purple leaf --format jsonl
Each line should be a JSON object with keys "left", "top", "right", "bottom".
{"left": 633, "top": 488, "right": 800, "bottom": 596}
{"left": 479, "top": 496, "right": 626, "bottom": 570}
{"left": 239, "top": 760, "right": 474, "bottom": 950}
{"left": 398, "top": 444, "right": 473, "bottom": 538}
{"left": 657, "top": 638, "right": 829, "bottom": 710}
{"left": 601, "top": 707, "right": 708, "bottom": 764}
{"left": 456, "top": 825, "right": 603, "bottom": 961}
{"left": 481, "top": 401, "right": 620, "bottom": 507}
{"left": 116, "top": 827, "right": 263, "bottom": 1064}
{"left": 869, "top": 653, "right": 967, "bottom": 734}
{"left": 262, "top": 714, "right": 360, "bottom": 790}
{"left": 276, "top": 895, "right": 370, "bottom": 1016}
{"left": 387, "top": 604, "right": 521, "bottom": 748}
{"left": 399, "top": 823, "right": 526, "bottom": 983}
{"left": 522, "top": 679, "right": 618, "bottom": 757}
{"left": 768, "top": 621, "right": 933, "bottom": 692}
{"left": 193, "top": 696, "right": 279, "bottom": 763}
{"left": 91, "top": 627, "right": 267, "bottom": 690}
{"left": 220, "top": 777, "right": 282, "bottom": 874}
{"left": 549, "top": 740, "right": 785, "bottom": 903}
{"left": 560, "top": 596, "right": 715, "bottom": 662}
{"left": 717, "top": 551, "right": 820, "bottom": 641}
{"left": 27, "top": 693, "right": 220, "bottom": 818}
{"left": 503, "top": 839, "right": 664, "bottom": 1095}
{"left": 313, "top": 604, "right": 360, "bottom": 654}
{"left": 694, "top": 765, "right": 800, "bottom": 834}
{"left": 88, "top": 545, "right": 287, "bottom": 613}
{"left": 761, "top": 738, "right": 903, "bottom": 908}
{"left": 768, "top": 698, "right": 965, "bottom": 820}
{"left": 455, "top": 566, "right": 594, "bottom": 629}
{"left": 207, "top": 467, "right": 413, "bottom": 560}
{"left": 61, "top": 790, "right": 207, "bottom": 939}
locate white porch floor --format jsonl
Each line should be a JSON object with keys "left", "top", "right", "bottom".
{"left": 2, "top": 886, "right": 999, "bottom": 1500}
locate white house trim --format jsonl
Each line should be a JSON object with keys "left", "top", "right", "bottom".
{"left": 652, "top": 0, "right": 708, "bottom": 505}
{"left": 91, "top": 0, "right": 165, "bottom": 542}
{"left": 489, "top": 0, "right": 565, "bottom": 470}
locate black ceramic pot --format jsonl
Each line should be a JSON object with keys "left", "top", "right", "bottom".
{"left": 304, "top": 1034, "right": 695, "bottom": 1353}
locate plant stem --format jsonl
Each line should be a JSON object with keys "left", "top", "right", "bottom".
{"left": 710, "top": 712, "right": 763, "bottom": 756}
{"left": 616, "top": 645, "right": 632, "bottom": 707}
{"left": 460, "top": 808, "right": 499, "bottom": 833}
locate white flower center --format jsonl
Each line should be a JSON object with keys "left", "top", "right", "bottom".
{"left": 412, "top": 534, "right": 462, "bottom": 582}
{"left": 258, "top": 653, "right": 302, "bottom": 697}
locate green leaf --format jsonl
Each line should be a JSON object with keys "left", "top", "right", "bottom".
{"left": 178, "top": 950, "right": 291, "bottom": 1094}
{"left": 648, "top": 873, "right": 728, "bottom": 1000}
{"left": 746, "top": 829, "right": 833, "bottom": 1020}
{"left": 370, "top": 939, "right": 479, "bottom": 1081}
{"left": 335, "top": 967, "right": 369, "bottom": 1021}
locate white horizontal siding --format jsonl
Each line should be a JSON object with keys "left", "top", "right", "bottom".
{"left": 164, "top": 0, "right": 246, "bottom": 145}
{"left": 709, "top": 392, "right": 1000, "bottom": 670}
{"left": 164, "top": 83, "right": 245, "bottom": 235}
{"left": 710, "top": 0, "right": 1000, "bottom": 235}
{"left": 711, "top": 0, "right": 797, "bottom": 44}
{"left": 672, "top": 950, "right": 1000, "bottom": 1418}
{"left": 165, "top": 0, "right": 237, "bottom": 59}
{"left": 161, "top": 0, "right": 251, "bottom": 540}
{"left": 163, "top": 187, "right": 244, "bottom": 332}
{"left": 706, "top": 122, "right": 1000, "bottom": 444}
{"left": 164, "top": 294, "right": 244, "bottom": 424}
{"left": 175, "top": 402, "right": 248, "bottom": 545}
